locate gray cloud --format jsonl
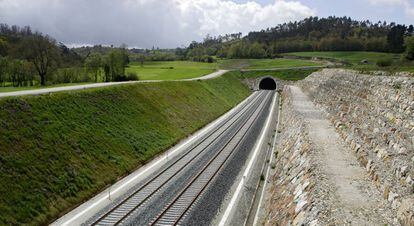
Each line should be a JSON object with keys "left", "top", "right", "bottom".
{"left": 0, "top": 0, "right": 315, "bottom": 48}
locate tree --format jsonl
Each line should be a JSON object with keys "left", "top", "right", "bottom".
{"left": 23, "top": 34, "right": 59, "bottom": 85}
{"left": 249, "top": 43, "right": 266, "bottom": 58}
{"left": 404, "top": 36, "right": 414, "bottom": 61}
{"left": 0, "top": 57, "right": 9, "bottom": 86}
{"left": 407, "top": 25, "right": 414, "bottom": 35}
{"left": 387, "top": 25, "right": 406, "bottom": 53}
{"left": 103, "top": 49, "right": 130, "bottom": 82}
{"left": 0, "top": 37, "right": 7, "bottom": 56}
{"left": 85, "top": 53, "right": 102, "bottom": 82}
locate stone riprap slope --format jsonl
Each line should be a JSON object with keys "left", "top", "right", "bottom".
{"left": 265, "top": 85, "right": 394, "bottom": 225}
{"left": 299, "top": 69, "right": 414, "bottom": 225}
{"left": 265, "top": 86, "right": 317, "bottom": 225}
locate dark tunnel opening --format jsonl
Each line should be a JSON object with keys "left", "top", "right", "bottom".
{"left": 259, "top": 77, "right": 277, "bottom": 90}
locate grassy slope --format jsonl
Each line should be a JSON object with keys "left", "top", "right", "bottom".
{"left": 246, "top": 58, "right": 321, "bottom": 69}
{"left": 126, "top": 61, "right": 218, "bottom": 80}
{"left": 283, "top": 51, "right": 401, "bottom": 64}
{"left": 0, "top": 75, "right": 250, "bottom": 225}
{"left": 233, "top": 69, "right": 318, "bottom": 81}
{"left": 283, "top": 51, "right": 414, "bottom": 72}
{"left": 218, "top": 58, "right": 320, "bottom": 70}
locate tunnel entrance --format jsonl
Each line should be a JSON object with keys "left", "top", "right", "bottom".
{"left": 259, "top": 77, "right": 276, "bottom": 90}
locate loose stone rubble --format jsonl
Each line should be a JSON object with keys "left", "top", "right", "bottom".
{"left": 265, "top": 69, "right": 414, "bottom": 226}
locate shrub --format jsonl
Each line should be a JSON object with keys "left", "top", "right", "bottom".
{"left": 376, "top": 58, "right": 393, "bottom": 67}
{"left": 53, "top": 67, "right": 93, "bottom": 84}
{"left": 260, "top": 174, "right": 265, "bottom": 181}
{"left": 126, "top": 72, "right": 139, "bottom": 81}
{"left": 115, "top": 72, "right": 139, "bottom": 81}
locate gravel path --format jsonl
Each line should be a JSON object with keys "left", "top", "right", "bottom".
{"left": 0, "top": 70, "right": 229, "bottom": 98}
{"left": 289, "top": 85, "right": 395, "bottom": 225}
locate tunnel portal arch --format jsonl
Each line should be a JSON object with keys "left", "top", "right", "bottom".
{"left": 258, "top": 77, "right": 277, "bottom": 90}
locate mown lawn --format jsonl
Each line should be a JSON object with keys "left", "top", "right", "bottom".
{"left": 218, "top": 58, "right": 320, "bottom": 70}
{"left": 126, "top": 61, "right": 218, "bottom": 80}
{"left": 0, "top": 74, "right": 249, "bottom": 225}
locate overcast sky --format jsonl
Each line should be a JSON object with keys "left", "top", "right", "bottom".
{"left": 0, "top": 0, "right": 413, "bottom": 48}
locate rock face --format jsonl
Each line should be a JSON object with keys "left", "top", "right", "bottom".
{"left": 266, "top": 84, "right": 396, "bottom": 225}
{"left": 298, "top": 69, "right": 414, "bottom": 225}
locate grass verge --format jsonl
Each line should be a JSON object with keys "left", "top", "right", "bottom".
{"left": 0, "top": 82, "right": 93, "bottom": 93}
{"left": 0, "top": 74, "right": 249, "bottom": 225}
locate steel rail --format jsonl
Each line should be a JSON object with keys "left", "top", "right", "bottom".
{"left": 89, "top": 91, "right": 265, "bottom": 226}
{"left": 150, "top": 91, "right": 273, "bottom": 226}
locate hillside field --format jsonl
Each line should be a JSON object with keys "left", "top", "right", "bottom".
{"left": 283, "top": 51, "right": 401, "bottom": 64}
{"left": 0, "top": 74, "right": 250, "bottom": 225}
{"left": 218, "top": 58, "right": 321, "bottom": 70}
{"left": 126, "top": 61, "right": 218, "bottom": 80}
{"left": 231, "top": 68, "right": 318, "bottom": 81}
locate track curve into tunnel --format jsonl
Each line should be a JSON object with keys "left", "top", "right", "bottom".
{"left": 259, "top": 77, "right": 276, "bottom": 90}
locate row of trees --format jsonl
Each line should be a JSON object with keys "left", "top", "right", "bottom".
{"left": 0, "top": 24, "right": 137, "bottom": 87}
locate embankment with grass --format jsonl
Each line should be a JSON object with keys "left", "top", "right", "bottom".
{"left": 283, "top": 51, "right": 414, "bottom": 72}
{"left": 0, "top": 74, "right": 250, "bottom": 225}
{"left": 235, "top": 68, "right": 318, "bottom": 81}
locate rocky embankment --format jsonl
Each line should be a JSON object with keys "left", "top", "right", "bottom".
{"left": 265, "top": 69, "right": 413, "bottom": 226}
{"left": 265, "top": 87, "right": 319, "bottom": 225}
{"left": 299, "top": 69, "right": 413, "bottom": 225}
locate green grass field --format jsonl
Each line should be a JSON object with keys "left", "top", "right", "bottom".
{"left": 234, "top": 69, "right": 318, "bottom": 81}
{"left": 0, "top": 74, "right": 249, "bottom": 225}
{"left": 283, "top": 51, "right": 401, "bottom": 64}
{"left": 218, "top": 58, "right": 321, "bottom": 70}
{"left": 126, "top": 61, "right": 218, "bottom": 80}
{"left": 283, "top": 51, "right": 414, "bottom": 72}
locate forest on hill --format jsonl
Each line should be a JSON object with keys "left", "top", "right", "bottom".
{"left": 185, "top": 16, "right": 414, "bottom": 60}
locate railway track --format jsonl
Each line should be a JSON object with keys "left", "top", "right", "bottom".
{"left": 150, "top": 91, "right": 272, "bottom": 226}
{"left": 88, "top": 91, "right": 271, "bottom": 226}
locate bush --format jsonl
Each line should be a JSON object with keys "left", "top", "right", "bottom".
{"left": 53, "top": 67, "right": 93, "bottom": 84}
{"left": 114, "top": 72, "right": 139, "bottom": 81}
{"left": 126, "top": 72, "right": 139, "bottom": 81}
{"left": 404, "top": 37, "right": 414, "bottom": 61}
{"left": 376, "top": 58, "right": 393, "bottom": 67}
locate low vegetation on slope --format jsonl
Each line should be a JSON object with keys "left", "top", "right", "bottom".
{"left": 234, "top": 69, "right": 318, "bottom": 81}
{"left": 0, "top": 75, "right": 250, "bottom": 225}
{"left": 284, "top": 51, "right": 399, "bottom": 64}
{"left": 218, "top": 58, "right": 320, "bottom": 70}
{"left": 284, "top": 51, "right": 414, "bottom": 72}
